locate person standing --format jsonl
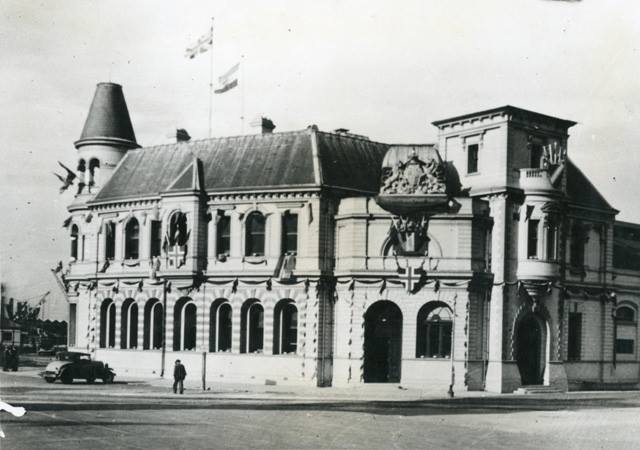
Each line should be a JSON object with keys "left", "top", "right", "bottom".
{"left": 173, "top": 359, "right": 186, "bottom": 394}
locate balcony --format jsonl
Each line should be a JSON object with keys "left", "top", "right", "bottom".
{"left": 519, "top": 168, "right": 557, "bottom": 194}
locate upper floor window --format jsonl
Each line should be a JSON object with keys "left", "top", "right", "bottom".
{"left": 467, "top": 143, "right": 479, "bottom": 174}
{"left": 616, "top": 306, "right": 635, "bottom": 323}
{"left": 530, "top": 143, "right": 544, "bottom": 168}
{"left": 245, "top": 212, "right": 265, "bottom": 256}
{"left": 570, "top": 223, "right": 586, "bottom": 267}
{"left": 546, "top": 222, "right": 558, "bottom": 260}
{"left": 169, "top": 211, "right": 189, "bottom": 247}
{"left": 149, "top": 220, "right": 162, "bottom": 258}
{"left": 70, "top": 224, "right": 79, "bottom": 259}
{"left": 105, "top": 222, "right": 116, "bottom": 260}
{"left": 88, "top": 158, "right": 100, "bottom": 187}
{"left": 216, "top": 216, "right": 231, "bottom": 257}
{"left": 527, "top": 219, "right": 540, "bottom": 259}
{"left": 282, "top": 212, "right": 298, "bottom": 255}
{"left": 125, "top": 218, "right": 140, "bottom": 260}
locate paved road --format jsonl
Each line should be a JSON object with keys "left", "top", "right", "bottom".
{"left": 2, "top": 371, "right": 640, "bottom": 449}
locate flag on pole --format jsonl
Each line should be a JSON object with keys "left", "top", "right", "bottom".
{"left": 215, "top": 62, "right": 240, "bottom": 94}
{"left": 185, "top": 28, "right": 214, "bottom": 59}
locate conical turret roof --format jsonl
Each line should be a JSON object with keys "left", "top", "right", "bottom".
{"left": 74, "top": 82, "right": 139, "bottom": 149}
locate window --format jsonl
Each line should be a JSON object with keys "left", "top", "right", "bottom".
{"left": 120, "top": 298, "right": 138, "bottom": 349}
{"left": 282, "top": 212, "right": 298, "bottom": 255}
{"left": 88, "top": 158, "right": 100, "bottom": 187}
{"left": 615, "top": 306, "right": 636, "bottom": 356}
{"left": 143, "top": 298, "right": 163, "bottom": 350}
{"left": 173, "top": 297, "right": 196, "bottom": 351}
{"left": 81, "top": 235, "right": 86, "bottom": 261}
{"left": 416, "top": 303, "right": 452, "bottom": 358}
{"left": 567, "top": 312, "right": 582, "bottom": 361}
{"left": 150, "top": 220, "right": 162, "bottom": 258}
{"left": 467, "top": 143, "right": 479, "bottom": 174}
{"left": 527, "top": 219, "right": 540, "bottom": 259}
{"left": 615, "top": 339, "right": 634, "bottom": 354}
{"left": 70, "top": 224, "right": 79, "bottom": 259}
{"left": 570, "top": 223, "right": 586, "bottom": 267}
{"left": 169, "top": 211, "right": 189, "bottom": 247}
{"left": 273, "top": 300, "right": 298, "bottom": 354}
{"left": 616, "top": 306, "right": 635, "bottom": 323}
{"left": 105, "top": 222, "right": 116, "bottom": 260}
{"left": 245, "top": 212, "right": 266, "bottom": 256}
{"left": 240, "top": 300, "right": 263, "bottom": 353}
{"left": 69, "top": 304, "right": 76, "bottom": 347}
{"left": 530, "top": 143, "right": 544, "bottom": 168}
{"left": 209, "top": 299, "right": 232, "bottom": 352}
{"left": 546, "top": 223, "right": 557, "bottom": 260}
{"left": 99, "top": 299, "right": 116, "bottom": 348}
{"left": 125, "top": 218, "right": 140, "bottom": 259}
{"left": 216, "top": 216, "right": 231, "bottom": 256}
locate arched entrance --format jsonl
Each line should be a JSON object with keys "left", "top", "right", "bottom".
{"left": 515, "top": 314, "right": 545, "bottom": 385}
{"left": 363, "top": 301, "right": 402, "bottom": 383}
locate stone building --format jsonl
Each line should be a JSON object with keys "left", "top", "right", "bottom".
{"left": 61, "top": 82, "right": 640, "bottom": 392}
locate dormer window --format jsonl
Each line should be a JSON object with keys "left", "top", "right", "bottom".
{"left": 168, "top": 212, "right": 189, "bottom": 247}
{"left": 245, "top": 212, "right": 265, "bottom": 256}
{"left": 125, "top": 218, "right": 140, "bottom": 259}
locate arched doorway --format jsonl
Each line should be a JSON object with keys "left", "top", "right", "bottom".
{"left": 363, "top": 301, "right": 402, "bottom": 383}
{"left": 516, "top": 314, "right": 545, "bottom": 385}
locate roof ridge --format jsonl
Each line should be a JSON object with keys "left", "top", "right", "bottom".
{"left": 314, "top": 129, "right": 388, "bottom": 146}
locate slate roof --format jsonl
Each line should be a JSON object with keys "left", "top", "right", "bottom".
{"left": 565, "top": 159, "right": 616, "bottom": 212}
{"left": 91, "top": 129, "right": 390, "bottom": 203}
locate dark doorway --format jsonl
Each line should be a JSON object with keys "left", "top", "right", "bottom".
{"left": 363, "top": 301, "right": 403, "bottom": 383}
{"left": 516, "top": 314, "right": 544, "bottom": 385}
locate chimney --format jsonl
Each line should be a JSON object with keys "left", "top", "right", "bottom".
{"left": 250, "top": 116, "right": 276, "bottom": 134}
{"left": 176, "top": 128, "right": 191, "bottom": 142}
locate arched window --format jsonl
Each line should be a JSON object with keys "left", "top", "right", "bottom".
{"left": 245, "top": 212, "right": 266, "bottom": 256}
{"left": 125, "top": 218, "right": 140, "bottom": 259}
{"left": 169, "top": 211, "right": 189, "bottom": 247}
{"left": 416, "top": 302, "right": 453, "bottom": 358}
{"left": 70, "top": 224, "right": 79, "bottom": 259}
{"left": 173, "top": 297, "right": 197, "bottom": 351}
{"left": 616, "top": 306, "right": 635, "bottom": 323}
{"left": 240, "top": 299, "right": 263, "bottom": 353}
{"left": 615, "top": 305, "right": 637, "bottom": 355}
{"left": 104, "top": 221, "right": 116, "bottom": 260}
{"left": 273, "top": 299, "right": 298, "bottom": 354}
{"left": 143, "top": 298, "right": 163, "bottom": 350}
{"left": 99, "top": 298, "right": 116, "bottom": 348}
{"left": 120, "top": 298, "right": 138, "bottom": 349}
{"left": 88, "top": 158, "right": 100, "bottom": 187}
{"left": 209, "top": 299, "right": 232, "bottom": 352}
{"left": 216, "top": 215, "right": 231, "bottom": 257}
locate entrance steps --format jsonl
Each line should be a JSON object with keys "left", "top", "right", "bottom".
{"left": 513, "top": 385, "right": 564, "bottom": 395}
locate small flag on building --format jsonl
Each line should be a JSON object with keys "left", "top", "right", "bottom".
{"left": 215, "top": 62, "right": 239, "bottom": 94}
{"left": 185, "top": 27, "right": 214, "bottom": 59}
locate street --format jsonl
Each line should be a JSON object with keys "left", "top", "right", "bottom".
{"left": 2, "top": 371, "right": 640, "bottom": 449}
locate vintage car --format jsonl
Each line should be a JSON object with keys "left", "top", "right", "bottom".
{"left": 42, "top": 351, "right": 115, "bottom": 384}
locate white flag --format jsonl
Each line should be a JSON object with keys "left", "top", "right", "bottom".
{"left": 215, "top": 62, "right": 240, "bottom": 94}
{"left": 185, "top": 28, "right": 213, "bottom": 59}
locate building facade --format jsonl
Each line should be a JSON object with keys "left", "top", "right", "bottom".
{"left": 60, "top": 82, "right": 640, "bottom": 392}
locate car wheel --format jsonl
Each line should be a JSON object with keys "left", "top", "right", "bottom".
{"left": 60, "top": 370, "right": 73, "bottom": 384}
{"left": 102, "top": 373, "right": 114, "bottom": 384}
{"left": 44, "top": 377, "right": 56, "bottom": 384}
{"left": 86, "top": 376, "right": 95, "bottom": 384}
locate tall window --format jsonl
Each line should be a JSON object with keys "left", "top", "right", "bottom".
{"left": 546, "top": 222, "right": 557, "bottom": 260}
{"left": 69, "top": 304, "right": 77, "bottom": 347}
{"left": 567, "top": 312, "right": 582, "bottom": 361}
{"left": 216, "top": 216, "right": 231, "bottom": 257}
{"left": 240, "top": 300, "right": 264, "bottom": 353}
{"left": 416, "top": 303, "right": 452, "bottom": 358}
{"left": 169, "top": 211, "right": 189, "bottom": 247}
{"left": 245, "top": 212, "right": 266, "bottom": 256}
{"left": 143, "top": 298, "right": 163, "bottom": 350}
{"left": 150, "top": 220, "right": 162, "bottom": 258}
{"left": 88, "top": 158, "right": 100, "bottom": 187}
{"left": 615, "top": 306, "right": 636, "bottom": 355}
{"left": 99, "top": 298, "right": 116, "bottom": 348}
{"left": 105, "top": 222, "right": 116, "bottom": 260}
{"left": 570, "top": 223, "right": 586, "bottom": 267}
{"left": 120, "top": 298, "right": 138, "bottom": 349}
{"left": 527, "top": 219, "right": 539, "bottom": 259}
{"left": 70, "top": 224, "right": 79, "bottom": 259}
{"left": 273, "top": 300, "right": 298, "bottom": 354}
{"left": 209, "top": 299, "right": 232, "bottom": 352}
{"left": 282, "top": 212, "right": 298, "bottom": 255}
{"left": 467, "top": 143, "right": 479, "bottom": 174}
{"left": 125, "top": 218, "right": 140, "bottom": 259}
{"left": 173, "top": 297, "right": 196, "bottom": 351}
{"left": 530, "top": 143, "right": 544, "bottom": 168}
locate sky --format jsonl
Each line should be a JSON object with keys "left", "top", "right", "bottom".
{"left": 1, "top": 0, "right": 639, "bottom": 319}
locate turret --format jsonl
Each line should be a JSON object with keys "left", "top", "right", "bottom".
{"left": 74, "top": 82, "right": 139, "bottom": 195}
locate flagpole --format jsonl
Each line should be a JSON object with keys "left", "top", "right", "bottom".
{"left": 208, "top": 17, "right": 215, "bottom": 138}
{"left": 240, "top": 54, "right": 245, "bottom": 134}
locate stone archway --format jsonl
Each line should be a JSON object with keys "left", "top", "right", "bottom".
{"left": 363, "top": 301, "right": 403, "bottom": 383}
{"left": 515, "top": 313, "right": 547, "bottom": 385}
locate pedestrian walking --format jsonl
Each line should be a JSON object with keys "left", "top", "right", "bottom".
{"left": 173, "top": 359, "right": 186, "bottom": 394}
{"left": 2, "top": 345, "right": 9, "bottom": 372}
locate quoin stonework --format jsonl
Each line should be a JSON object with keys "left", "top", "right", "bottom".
{"left": 59, "top": 82, "right": 640, "bottom": 393}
